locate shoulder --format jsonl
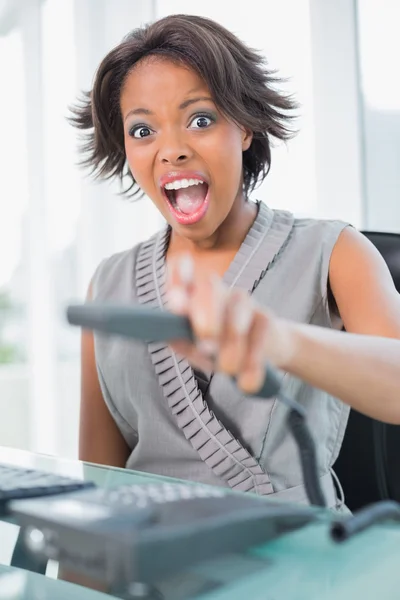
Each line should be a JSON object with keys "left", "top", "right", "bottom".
{"left": 292, "top": 214, "right": 351, "bottom": 261}
{"left": 259, "top": 205, "right": 352, "bottom": 273}
{"left": 262, "top": 203, "right": 350, "bottom": 253}
{"left": 328, "top": 226, "right": 400, "bottom": 335}
{"left": 270, "top": 208, "right": 351, "bottom": 259}
{"left": 329, "top": 225, "right": 397, "bottom": 292}
{"left": 255, "top": 207, "right": 352, "bottom": 303}
{"left": 292, "top": 214, "right": 349, "bottom": 240}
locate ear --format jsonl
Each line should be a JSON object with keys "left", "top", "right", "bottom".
{"left": 242, "top": 128, "right": 253, "bottom": 151}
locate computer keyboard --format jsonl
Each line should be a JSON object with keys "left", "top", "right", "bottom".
{"left": 10, "top": 481, "right": 320, "bottom": 586}
{"left": 0, "top": 463, "right": 95, "bottom": 516}
{"left": 80, "top": 481, "right": 228, "bottom": 508}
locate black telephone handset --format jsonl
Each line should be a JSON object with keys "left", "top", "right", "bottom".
{"left": 67, "top": 303, "right": 289, "bottom": 404}
{"left": 66, "top": 302, "right": 325, "bottom": 507}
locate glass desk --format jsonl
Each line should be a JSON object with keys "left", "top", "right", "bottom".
{"left": 0, "top": 565, "right": 116, "bottom": 600}
{"left": 1, "top": 446, "right": 400, "bottom": 599}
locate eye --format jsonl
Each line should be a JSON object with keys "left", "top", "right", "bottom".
{"left": 129, "top": 125, "right": 153, "bottom": 139}
{"left": 189, "top": 113, "right": 214, "bottom": 129}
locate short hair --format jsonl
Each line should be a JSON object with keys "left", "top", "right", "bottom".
{"left": 70, "top": 14, "right": 297, "bottom": 198}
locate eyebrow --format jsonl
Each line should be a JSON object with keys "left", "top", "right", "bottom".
{"left": 124, "top": 96, "right": 214, "bottom": 122}
{"left": 179, "top": 96, "right": 213, "bottom": 110}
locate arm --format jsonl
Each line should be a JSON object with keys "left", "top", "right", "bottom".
{"left": 167, "top": 232, "right": 400, "bottom": 424}
{"left": 282, "top": 227, "right": 400, "bottom": 422}
{"left": 282, "top": 322, "right": 400, "bottom": 423}
{"left": 79, "top": 282, "right": 131, "bottom": 467}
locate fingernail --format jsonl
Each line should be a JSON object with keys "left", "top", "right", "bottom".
{"left": 168, "top": 288, "right": 187, "bottom": 313}
{"left": 234, "top": 302, "right": 252, "bottom": 334}
{"left": 179, "top": 254, "right": 193, "bottom": 285}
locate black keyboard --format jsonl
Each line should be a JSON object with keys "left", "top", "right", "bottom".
{"left": 0, "top": 463, "right": 95, "bottom": 516}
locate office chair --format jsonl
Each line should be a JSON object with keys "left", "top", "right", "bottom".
{"left": 334, "top": 231, "right": 400, "bottom": 511}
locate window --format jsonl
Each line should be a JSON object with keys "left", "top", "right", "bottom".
{"left": 356, "top": 0, "right": 400, "bottom": 231}
{"left": 0, "top": 27, "right": 29, "bottom": 366}
{"left": 0, "top": 25, "right": 30, "bottom": 451}
{"left": 0, "top": 0, "right": 162, "bottom": 459}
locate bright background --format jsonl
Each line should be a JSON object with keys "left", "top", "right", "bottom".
{"left": 0, "top": 0, "right": 399, "bottom": 459}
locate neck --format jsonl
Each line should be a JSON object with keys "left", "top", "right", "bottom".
{"left": 169, "top": 197, "right": 258, "bottom": 257}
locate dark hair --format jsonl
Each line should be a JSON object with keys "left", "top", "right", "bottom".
{"left": 70, "top": 14, "right": 297, "bottom": 198}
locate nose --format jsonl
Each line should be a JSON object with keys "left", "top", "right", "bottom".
{"left": 158, "top": 129, "right": 193, "bottom": 166}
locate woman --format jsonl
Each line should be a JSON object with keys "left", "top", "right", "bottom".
{"left": 72, "top": 14, "right": 400, "bottom": 510}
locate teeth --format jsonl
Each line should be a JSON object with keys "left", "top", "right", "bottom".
{"left": 164, "top": 178, "right": 204, "bottom": 191}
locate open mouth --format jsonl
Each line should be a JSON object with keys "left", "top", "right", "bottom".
{"left": 163, "top": 178, "right": 210, "bottom": 225}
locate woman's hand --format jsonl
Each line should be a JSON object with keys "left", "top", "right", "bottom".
{"left": 166, "top": 254, "right": 294, "bottom": 394}
{"left": 167, "top": 248, "right": 400, "bottom": 424}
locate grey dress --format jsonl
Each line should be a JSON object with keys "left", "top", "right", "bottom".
{"left": 92, "top": 201, "right": 350, "bottom": 509}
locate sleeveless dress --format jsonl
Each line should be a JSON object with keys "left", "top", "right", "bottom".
{"left": 92, "top": 202, "right": 350, "bottom": 509}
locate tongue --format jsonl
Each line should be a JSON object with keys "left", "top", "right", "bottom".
{"left": 174, "top": 183, "right": 207, "bottom": 215}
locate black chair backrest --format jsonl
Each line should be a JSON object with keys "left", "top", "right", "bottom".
{"left": 363, "top": 231, "right": 400, "bottom": 292}
{"left": 334, "top": 231, "right": 400, "bottom": 511}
